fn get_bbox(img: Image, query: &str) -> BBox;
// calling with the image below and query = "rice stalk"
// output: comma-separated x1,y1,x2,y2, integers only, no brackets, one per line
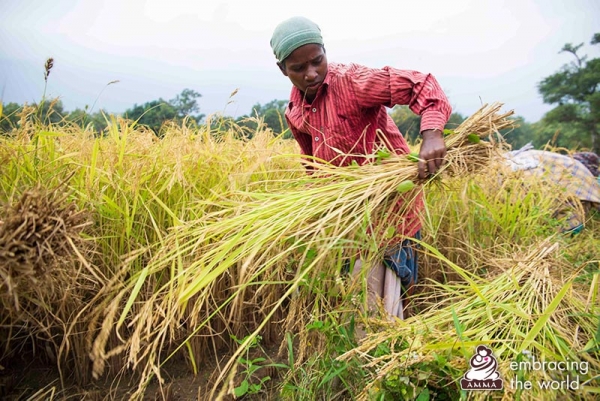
86,103,515,399
0,111,293,385
338,239,599,400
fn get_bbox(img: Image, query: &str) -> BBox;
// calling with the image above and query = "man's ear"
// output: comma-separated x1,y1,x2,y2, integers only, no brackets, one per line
277,62,288,77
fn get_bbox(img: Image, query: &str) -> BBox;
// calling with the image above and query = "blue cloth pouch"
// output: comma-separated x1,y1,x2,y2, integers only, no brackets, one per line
383,231,421,288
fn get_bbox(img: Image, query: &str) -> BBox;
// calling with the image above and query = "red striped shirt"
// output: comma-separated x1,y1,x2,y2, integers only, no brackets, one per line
285,62,452,237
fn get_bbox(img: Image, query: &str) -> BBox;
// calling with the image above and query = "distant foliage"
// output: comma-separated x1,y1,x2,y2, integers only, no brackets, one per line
0,102,22,133
537,33,600,153
64,108,109,132
499,116,535,150
1,89,205,137
0,100,69,134
389,105,420,143
236,99,290,138
389,105,466,144
124,88,205,136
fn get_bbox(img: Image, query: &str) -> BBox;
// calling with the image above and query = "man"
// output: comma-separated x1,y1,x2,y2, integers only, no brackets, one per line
270,16,452,318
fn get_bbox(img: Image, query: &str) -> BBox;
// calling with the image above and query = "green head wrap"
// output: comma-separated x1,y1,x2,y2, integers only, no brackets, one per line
270,16,324,63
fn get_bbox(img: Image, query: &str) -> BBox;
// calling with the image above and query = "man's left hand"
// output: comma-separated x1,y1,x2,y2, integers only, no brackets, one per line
418,129,446,179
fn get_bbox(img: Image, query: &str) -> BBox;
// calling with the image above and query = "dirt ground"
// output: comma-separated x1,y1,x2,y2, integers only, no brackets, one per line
0,347,285,401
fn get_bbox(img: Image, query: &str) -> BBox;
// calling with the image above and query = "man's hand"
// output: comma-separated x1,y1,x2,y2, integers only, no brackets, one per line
418,129,446,179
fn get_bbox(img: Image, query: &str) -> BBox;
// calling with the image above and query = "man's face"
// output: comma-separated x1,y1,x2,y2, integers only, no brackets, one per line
279,44,327,101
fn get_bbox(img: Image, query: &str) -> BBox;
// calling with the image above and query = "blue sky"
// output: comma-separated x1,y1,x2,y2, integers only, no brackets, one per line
1,0,599,122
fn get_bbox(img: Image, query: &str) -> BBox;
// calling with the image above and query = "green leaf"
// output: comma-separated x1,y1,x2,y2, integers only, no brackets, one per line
406,152,420,162
234,379,249,397
519,281,572,353
417,371,430,381
307,320,324,330
467,133,480,144
396,180,415,193
286,332,295,367
434,353,447,365
117,266,149,330
452,307,465,340
385,226,396,239
376,149,391,159
416,388,430,401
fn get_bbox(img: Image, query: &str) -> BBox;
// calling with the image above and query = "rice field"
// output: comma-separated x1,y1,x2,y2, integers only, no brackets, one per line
0,103,598,400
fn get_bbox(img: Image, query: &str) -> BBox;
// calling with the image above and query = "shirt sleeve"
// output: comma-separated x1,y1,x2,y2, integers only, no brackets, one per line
347,64,452,133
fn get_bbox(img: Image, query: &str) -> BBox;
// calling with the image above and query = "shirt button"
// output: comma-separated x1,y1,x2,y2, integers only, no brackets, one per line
315,137,320,141
312,108,317,113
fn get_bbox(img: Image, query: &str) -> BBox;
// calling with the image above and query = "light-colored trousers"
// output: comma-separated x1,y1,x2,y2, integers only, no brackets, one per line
352,259,404,320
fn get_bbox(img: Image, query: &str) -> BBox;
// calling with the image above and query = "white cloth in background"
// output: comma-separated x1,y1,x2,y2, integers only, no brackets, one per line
504,142,539,171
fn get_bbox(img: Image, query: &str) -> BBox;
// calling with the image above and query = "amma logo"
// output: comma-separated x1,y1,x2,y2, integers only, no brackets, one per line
460,345,503,391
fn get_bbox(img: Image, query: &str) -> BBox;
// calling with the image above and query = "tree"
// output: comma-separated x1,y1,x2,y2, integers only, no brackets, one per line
538,33,600,153
0,102,22,133
124,88,204,135
236,99,290,138
252,99,288,133
500,116,535,150
169,88,204,121
125,100,178,135
1,100,67,134
66,108,109,132
389,105,421,144
36,99,66,125
529,120,585,150
446,112,467,130
389,106,465,144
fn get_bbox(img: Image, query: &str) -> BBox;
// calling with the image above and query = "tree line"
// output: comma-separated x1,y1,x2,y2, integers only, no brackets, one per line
0,88,205,137
1,33,598,152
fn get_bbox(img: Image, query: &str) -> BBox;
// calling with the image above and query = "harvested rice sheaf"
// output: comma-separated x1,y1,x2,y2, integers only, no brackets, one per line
0,184,91,312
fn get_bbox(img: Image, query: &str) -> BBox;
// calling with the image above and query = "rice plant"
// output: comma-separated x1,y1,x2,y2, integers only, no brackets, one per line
1,99,597,401
82,103,517,399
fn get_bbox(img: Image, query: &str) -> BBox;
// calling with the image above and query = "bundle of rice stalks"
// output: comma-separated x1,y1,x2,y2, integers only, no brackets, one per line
87,103,515,399
0,181,101,382
338,240,599,400
0,182,92,312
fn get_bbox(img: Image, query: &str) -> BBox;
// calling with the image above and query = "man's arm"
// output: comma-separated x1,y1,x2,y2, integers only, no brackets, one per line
347,64,452,177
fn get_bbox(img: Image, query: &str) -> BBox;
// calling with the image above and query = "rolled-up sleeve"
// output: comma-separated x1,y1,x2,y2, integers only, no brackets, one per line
348,64,452,133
